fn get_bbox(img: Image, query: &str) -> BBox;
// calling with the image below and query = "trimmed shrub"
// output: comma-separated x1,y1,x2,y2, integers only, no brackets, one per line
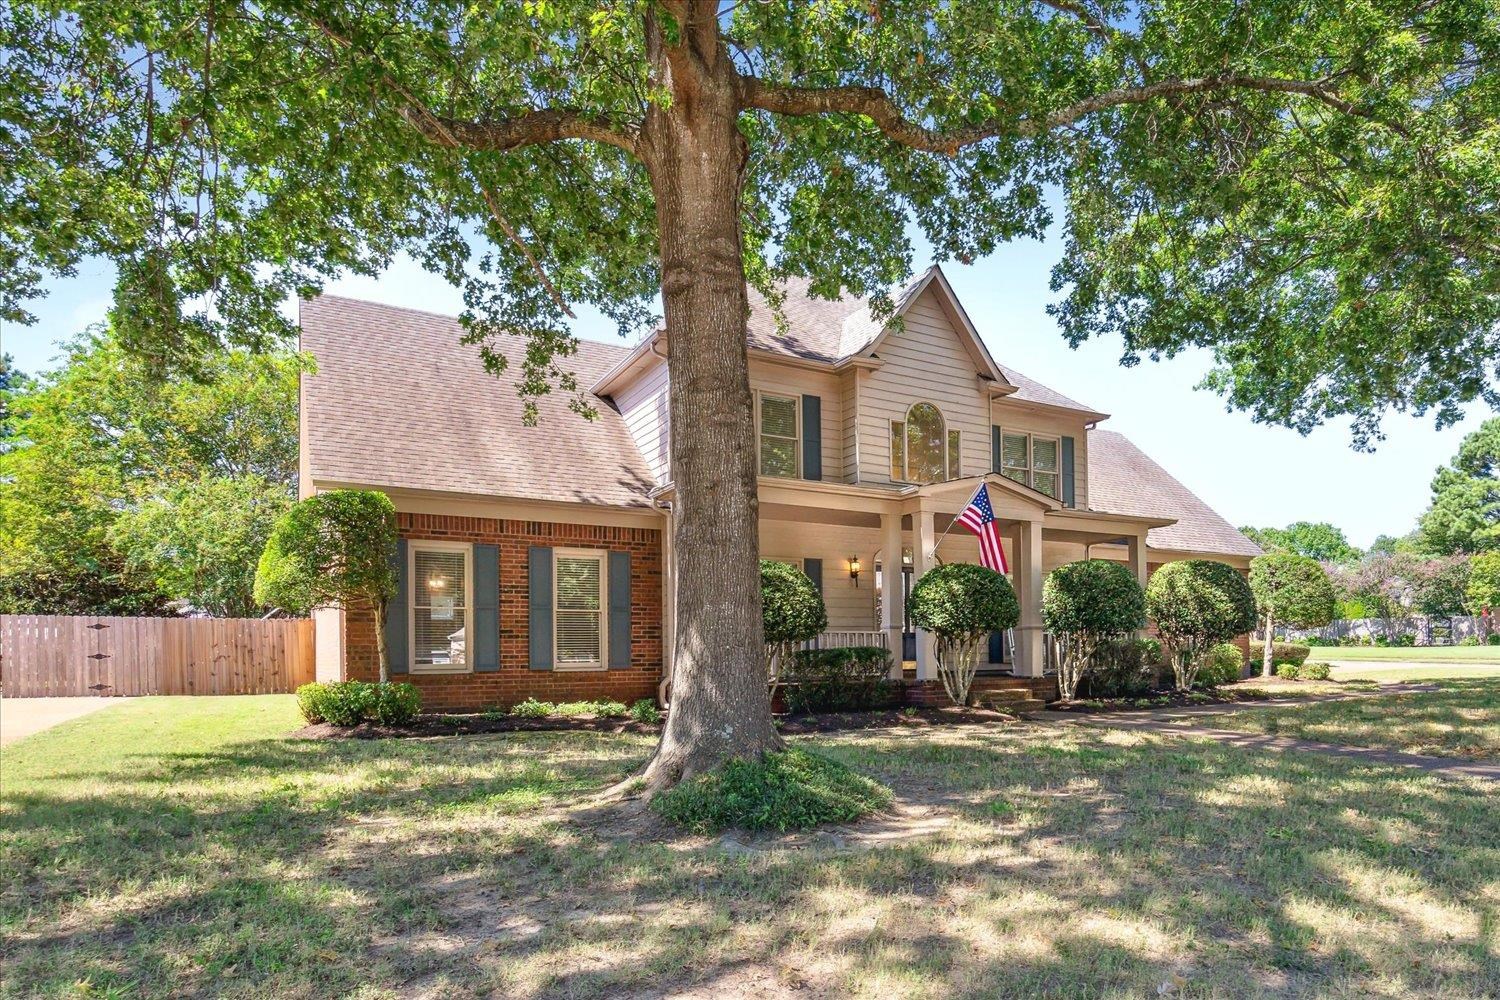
1305,637,1330,647
1394,633,1416,647
629,698,662,724
295,682,331,724
1458,636,1481,647
1248,553,1335,676
370,683,421,725
652,747,892,833
909,563,1020,705
1248,641,1311,667
1197,642,1246,688
1041,559,1147,701
555,699,628,718
1146,560,1258,691
784,645,897,713
1299,662,1332,681
509,697,554,718
1490,634,1500,646
1082,637,1155,698
1277,663,1300,680
761,560,828,685
320,680,376,726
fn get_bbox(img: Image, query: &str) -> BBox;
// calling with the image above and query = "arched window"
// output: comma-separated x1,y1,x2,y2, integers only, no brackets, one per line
890,403,960,483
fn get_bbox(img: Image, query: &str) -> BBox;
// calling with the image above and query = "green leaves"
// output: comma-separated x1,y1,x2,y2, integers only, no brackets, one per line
759,558,827,645
1147,559,1258,648
1249,553,1338,630
1420,418,1500,555
908,562,1020,639
253,490,398,616
1043,558,1147,637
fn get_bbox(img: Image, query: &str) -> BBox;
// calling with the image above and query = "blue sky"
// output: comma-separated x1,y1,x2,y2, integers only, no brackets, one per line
2,233,1490,550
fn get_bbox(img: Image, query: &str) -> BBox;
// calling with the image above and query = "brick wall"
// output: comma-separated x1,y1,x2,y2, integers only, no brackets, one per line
344,513,663,711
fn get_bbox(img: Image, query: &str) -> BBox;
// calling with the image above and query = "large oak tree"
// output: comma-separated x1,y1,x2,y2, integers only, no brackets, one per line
4,1,1495,785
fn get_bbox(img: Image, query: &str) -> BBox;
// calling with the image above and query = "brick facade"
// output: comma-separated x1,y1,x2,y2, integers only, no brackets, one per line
343,513,664,711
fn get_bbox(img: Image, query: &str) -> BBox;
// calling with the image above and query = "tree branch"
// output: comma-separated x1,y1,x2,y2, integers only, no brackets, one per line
400,107,640,156
740,72,1406,154
1033,0,1150,77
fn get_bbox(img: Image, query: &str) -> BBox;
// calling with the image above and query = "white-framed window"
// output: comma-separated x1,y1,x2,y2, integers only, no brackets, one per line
410,540,472,673
554,548,607,671
1000,431,1060,499
890,402,956,483
758,392,800,478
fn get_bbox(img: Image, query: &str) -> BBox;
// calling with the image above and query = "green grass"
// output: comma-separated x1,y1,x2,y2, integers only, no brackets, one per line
1310,645,1500,662
1211,678,1500,760
3,696,1497,998
652,746,891,832
1329,663,1500,683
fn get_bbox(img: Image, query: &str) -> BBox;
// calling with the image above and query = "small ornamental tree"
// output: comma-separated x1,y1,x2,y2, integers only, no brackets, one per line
760,560,827,687
1042,560,1147,702
908,563,1020,706
1249,554,1337,677
1468,552,1500,625
254,490,399,682
1146,560,1258,691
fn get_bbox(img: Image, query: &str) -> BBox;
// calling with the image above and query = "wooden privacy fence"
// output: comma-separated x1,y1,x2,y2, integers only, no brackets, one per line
0,615,315,697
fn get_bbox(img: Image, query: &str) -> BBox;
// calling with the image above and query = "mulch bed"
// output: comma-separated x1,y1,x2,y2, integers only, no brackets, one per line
292,705,1025,741
1045,688,1281,714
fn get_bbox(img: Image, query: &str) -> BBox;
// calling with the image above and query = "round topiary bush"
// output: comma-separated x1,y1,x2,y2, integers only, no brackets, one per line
760,559,828,685
1042,559,1147,701
1146,560,1258,691
908,562,1020,705
1299,661,1332,681
651,747,892,833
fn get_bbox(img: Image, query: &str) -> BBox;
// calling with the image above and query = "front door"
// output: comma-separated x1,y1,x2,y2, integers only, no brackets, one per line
901,566,916,661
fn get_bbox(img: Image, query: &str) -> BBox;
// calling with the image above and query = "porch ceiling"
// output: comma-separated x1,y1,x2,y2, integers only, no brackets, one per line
760,502,881,528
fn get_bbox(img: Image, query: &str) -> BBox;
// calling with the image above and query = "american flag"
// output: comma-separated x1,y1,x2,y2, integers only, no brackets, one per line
956,483,1009,574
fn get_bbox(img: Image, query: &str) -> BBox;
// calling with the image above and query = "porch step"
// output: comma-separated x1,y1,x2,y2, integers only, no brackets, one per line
975,689,1048,714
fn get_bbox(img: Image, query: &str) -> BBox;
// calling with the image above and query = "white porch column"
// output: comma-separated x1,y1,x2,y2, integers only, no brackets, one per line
1013,516,1046,677
914,505,938,681
1127,531,1149,589
880,508,905,680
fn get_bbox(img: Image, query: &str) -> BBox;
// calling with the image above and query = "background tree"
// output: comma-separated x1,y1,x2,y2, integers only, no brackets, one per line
1041,559,1146,701
0,327,300,614
908,563,1020,707
1239,522,1362,563
759,560,827,689
6,2,1495,785
1467,552,1500,618
1404,555,1472,618
1419,418,1500,556
1146,560,1258,691
1249,554,1336,676
254,490,399,681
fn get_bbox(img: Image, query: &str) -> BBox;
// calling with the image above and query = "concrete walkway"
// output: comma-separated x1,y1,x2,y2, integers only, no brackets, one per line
0,697,119,746
1044,696,1498,782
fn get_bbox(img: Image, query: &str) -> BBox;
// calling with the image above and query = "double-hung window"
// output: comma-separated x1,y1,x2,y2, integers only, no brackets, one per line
758,393,800,479
999,431,1060,499
555,549,607,670
411,541,472,672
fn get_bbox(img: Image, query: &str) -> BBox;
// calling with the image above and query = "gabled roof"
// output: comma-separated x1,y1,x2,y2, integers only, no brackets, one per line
1088,430,1261,558
300,295,656,509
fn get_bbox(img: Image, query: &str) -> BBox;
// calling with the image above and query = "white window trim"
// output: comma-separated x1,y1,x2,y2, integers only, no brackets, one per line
757,390,801,479
999,430,1062,499
553,547,609,672
408,539,474,675
892,402,952,484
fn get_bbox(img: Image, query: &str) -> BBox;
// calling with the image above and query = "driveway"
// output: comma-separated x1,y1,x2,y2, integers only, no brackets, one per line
0,696,119,746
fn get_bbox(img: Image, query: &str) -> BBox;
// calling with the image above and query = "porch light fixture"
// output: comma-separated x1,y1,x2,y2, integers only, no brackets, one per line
849,556,861,587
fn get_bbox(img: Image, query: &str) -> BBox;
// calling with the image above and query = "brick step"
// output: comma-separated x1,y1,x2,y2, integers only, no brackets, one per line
976,692,1048,714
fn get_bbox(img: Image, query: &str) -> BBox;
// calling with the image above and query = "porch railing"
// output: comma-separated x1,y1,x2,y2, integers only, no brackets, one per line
798,630,890,651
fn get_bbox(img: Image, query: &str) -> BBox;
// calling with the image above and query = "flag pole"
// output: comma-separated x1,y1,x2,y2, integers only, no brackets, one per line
928,481,986,566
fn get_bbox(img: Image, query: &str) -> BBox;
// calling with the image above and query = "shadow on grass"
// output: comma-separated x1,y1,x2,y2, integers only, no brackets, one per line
3,723,1497,998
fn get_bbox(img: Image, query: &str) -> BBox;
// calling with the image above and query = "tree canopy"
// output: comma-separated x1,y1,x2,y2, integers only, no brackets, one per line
1240,522,1362,563
1146,559,1258,690
1042,559,1146,700
1419,417,1500,555
3,1,1495,438
1249,552,1335,674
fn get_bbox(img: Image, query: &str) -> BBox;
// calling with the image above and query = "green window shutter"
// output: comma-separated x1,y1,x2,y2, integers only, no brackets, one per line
528,546,553,670
608,550,632,669
473,543,499,672
385,538,409,675
1061,436,1076,508
801,394,822,480
991,425,1002,474
803,557,823,594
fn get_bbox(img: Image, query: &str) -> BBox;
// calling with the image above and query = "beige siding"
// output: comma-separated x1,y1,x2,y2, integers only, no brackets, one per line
760,520,879,631
857,288,994,484
748,359,844,482
615,358,671,484
988,404,1092,509
840,369,861,482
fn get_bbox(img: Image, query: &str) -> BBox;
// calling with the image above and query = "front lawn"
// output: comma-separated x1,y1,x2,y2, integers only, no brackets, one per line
3,696,1496,998
1212,678,1500,760
1310,645,1500,663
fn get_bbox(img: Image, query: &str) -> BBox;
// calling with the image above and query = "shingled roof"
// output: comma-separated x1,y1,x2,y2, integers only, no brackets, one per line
1088,429,1261,558
300,296,656,509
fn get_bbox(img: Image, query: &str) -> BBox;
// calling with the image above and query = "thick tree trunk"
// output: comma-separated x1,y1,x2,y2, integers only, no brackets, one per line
1261,610,1275,677
637,5,782,789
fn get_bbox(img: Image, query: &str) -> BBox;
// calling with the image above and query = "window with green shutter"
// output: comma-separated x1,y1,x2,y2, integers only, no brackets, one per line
554,549,606,670
758,393,799,478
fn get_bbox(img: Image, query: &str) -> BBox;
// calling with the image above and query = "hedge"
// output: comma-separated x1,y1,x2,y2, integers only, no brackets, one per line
783,645,897,713
1248,641,1311,667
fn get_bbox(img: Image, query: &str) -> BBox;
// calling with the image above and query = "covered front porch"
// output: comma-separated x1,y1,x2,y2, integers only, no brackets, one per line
750,474,1174,686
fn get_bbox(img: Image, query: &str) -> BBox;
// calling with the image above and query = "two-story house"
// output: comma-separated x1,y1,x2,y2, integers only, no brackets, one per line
299,265,1258,710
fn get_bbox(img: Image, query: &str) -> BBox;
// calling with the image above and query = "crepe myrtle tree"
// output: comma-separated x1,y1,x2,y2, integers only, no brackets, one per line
909,563,1020,706
760,559,827,688
1146,560,1258,691
1042,559,1147,701
254,490,398,682
6,3,1496,789
1249,553,1337,677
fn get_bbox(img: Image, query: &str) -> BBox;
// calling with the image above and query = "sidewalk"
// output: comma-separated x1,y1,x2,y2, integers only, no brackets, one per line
0,696,119,746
